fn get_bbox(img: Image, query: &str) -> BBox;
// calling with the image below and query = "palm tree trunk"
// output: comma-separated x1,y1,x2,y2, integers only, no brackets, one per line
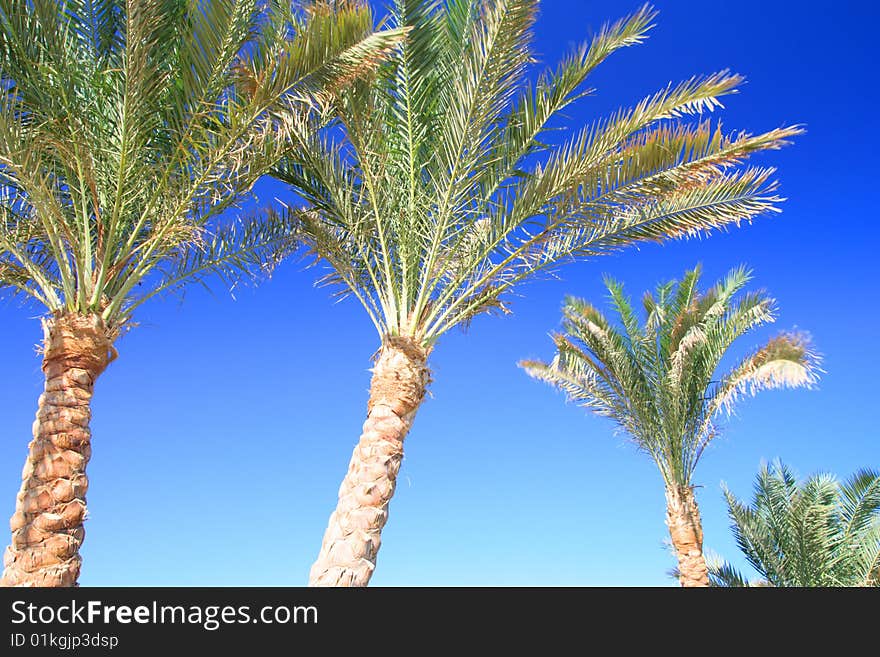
1,313,115,587
665,484,710,587
309,336,430,587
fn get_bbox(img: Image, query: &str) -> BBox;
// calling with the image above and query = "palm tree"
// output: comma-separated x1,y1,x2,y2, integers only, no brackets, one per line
709,462,880,587
0,0,404,587
273,0,803,586
521,267,820,586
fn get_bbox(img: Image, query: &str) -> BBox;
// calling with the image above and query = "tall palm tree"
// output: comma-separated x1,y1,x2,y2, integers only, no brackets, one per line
0,0,404,587
709,462,880,587
521,267,820,586
274,0,803,586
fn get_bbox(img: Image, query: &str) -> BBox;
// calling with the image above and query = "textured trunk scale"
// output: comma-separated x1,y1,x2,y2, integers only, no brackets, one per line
309,336,430,587
1,314,114,587
666,484,710,587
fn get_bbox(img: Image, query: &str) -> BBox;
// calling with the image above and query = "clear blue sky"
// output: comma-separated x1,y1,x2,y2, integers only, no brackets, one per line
1,0,877,586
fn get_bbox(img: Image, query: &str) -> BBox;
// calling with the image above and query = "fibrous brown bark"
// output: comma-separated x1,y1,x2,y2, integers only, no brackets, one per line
1,313,115,587
309,336,430,587
666,484,710,587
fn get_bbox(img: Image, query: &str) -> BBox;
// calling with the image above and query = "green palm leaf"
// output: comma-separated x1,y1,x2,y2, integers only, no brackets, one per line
713,463,880,587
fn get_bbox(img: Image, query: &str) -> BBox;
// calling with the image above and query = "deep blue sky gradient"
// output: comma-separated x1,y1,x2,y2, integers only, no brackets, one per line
1,0,877,585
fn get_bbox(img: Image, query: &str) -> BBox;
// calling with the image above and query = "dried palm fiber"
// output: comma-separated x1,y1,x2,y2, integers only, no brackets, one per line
1,314,115,587
310,336,431,586
666,484,710,587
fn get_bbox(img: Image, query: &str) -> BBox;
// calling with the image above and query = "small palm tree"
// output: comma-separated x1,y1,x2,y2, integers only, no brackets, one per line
0,0,404,587
274,0,803,586
521,266,820,586
710,462,880,587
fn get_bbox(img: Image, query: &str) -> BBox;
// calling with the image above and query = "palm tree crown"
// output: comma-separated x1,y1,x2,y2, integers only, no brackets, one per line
0,0,404,330
521,266,820,490
712,462,880,587
275,0,800,347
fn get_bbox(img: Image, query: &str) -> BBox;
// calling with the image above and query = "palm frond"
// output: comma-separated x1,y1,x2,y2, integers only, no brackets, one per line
707,559,754,587
716,463,880,587
708,332,821,417
131,205,300,316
